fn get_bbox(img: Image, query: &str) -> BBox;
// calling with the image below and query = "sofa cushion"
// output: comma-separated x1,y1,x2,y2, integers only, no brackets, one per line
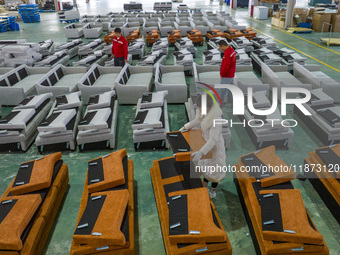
13,74,45,93
126,73,153,86
276,72,301,85
162,72,185,85
199,71,220,85
94,73,118,87
55,73,85,88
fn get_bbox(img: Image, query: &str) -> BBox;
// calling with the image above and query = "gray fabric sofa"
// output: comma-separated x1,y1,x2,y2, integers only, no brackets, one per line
35,64,87,97
155,64,188,103
114,64,153,104
83,23,103,38
77,63,122,103
64,23,84,38
0,65,50,106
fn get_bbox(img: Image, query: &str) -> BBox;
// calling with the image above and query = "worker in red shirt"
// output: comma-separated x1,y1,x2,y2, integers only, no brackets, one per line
218,40,236,105
111,27,128,67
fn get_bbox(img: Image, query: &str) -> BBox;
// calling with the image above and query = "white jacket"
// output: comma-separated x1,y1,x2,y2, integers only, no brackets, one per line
184,104,226,182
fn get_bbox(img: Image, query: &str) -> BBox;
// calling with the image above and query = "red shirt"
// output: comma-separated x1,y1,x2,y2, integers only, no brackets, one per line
220,46,236,78
111,36,128,60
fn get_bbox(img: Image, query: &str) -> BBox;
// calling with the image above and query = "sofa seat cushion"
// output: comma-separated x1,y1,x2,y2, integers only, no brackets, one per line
126,73,153,86
199,71,220,84
93,73,118,88
162,72,186,85
55,73,85,88
276,72,301,85
312,71,338,84
236,72,263,85
13,74,45,92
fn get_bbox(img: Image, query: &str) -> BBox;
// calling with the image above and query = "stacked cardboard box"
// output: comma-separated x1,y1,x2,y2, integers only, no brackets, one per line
271,9,286,28
294,8,308,23
312,13,331,32
330,13,340,32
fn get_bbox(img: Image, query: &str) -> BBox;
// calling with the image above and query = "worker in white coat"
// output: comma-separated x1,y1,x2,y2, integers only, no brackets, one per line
180,94,226,198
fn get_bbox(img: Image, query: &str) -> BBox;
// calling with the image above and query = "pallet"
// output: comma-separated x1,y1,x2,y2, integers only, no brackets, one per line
39,9,55,13
59,18,79,23
320,38,340,46
287,27,313,34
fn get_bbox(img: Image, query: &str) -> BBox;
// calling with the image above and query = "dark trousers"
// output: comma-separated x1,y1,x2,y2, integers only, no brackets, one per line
203,178,218,188
114,56,125,67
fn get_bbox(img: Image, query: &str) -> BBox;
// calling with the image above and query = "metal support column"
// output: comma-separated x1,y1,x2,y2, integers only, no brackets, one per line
285,0,296,29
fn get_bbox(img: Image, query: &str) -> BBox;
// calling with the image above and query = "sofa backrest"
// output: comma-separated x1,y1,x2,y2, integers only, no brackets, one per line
158,67,162,83
7,72,19,86
0,78,8,87
118,66,131,85
17,66,28,80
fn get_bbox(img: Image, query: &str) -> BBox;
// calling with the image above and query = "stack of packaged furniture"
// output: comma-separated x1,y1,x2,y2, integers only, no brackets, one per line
73,50,108,68
78,39,104,58
167,29,182,44
69,149,134,254
146,29,160,47
173,49,193,75
0,42,42,67
34,50,70,68
38,39,54,57
128,38,145,60
175,37,197,57
186,29,204,46
55,39,83,58
234,146,329,255
0,152,69,254
206,29,225,42
36,91,83,152
132,91,169,150
58,9,80,23
0,93,53,151
77,91,118,150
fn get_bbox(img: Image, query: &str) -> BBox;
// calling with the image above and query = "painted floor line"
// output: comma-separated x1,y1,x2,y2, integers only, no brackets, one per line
250,26,340,73
249,17,340,56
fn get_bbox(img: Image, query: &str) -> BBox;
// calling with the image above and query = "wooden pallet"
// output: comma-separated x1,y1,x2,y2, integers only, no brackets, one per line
287,27,313,33
320,38,340,46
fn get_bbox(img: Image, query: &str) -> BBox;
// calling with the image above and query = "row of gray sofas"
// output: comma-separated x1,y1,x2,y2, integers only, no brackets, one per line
64,23,103,39
0,63,189,106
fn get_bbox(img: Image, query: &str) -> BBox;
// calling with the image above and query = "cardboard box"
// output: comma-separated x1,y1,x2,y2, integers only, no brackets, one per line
275,9,286,18
294,8,308,23
330,13,340,32
308,7,315,17
268,8,274,18
271,17,285,28
312,13,331,32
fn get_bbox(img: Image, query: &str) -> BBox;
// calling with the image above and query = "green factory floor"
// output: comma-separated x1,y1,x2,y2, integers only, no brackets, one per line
0,0,340,254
